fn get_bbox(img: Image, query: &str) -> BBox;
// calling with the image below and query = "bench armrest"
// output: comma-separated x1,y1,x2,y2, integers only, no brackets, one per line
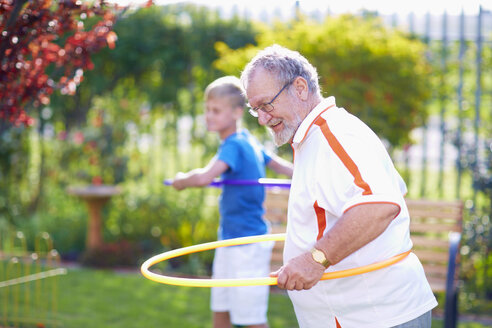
444,231,461,328
445,231,461,294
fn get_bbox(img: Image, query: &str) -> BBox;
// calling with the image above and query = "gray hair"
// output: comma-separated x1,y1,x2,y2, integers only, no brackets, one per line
241,44,321,97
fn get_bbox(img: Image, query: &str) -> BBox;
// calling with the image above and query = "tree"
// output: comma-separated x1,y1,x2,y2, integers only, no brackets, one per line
0,0,117,224
48,3,257,129
0,2,259,228
215,14,431,147
0,0,117,130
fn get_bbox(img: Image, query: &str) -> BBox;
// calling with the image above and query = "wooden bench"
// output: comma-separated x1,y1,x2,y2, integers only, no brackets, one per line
264,188,463,328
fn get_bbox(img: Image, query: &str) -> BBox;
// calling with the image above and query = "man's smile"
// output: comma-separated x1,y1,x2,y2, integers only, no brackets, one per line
269,120,283,131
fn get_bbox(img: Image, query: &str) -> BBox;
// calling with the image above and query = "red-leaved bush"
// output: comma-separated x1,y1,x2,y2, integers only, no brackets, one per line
0,0,117,126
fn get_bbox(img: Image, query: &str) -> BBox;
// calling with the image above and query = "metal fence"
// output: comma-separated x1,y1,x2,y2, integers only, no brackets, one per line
0,230,66,328
378,7,491,201
386,7,492,307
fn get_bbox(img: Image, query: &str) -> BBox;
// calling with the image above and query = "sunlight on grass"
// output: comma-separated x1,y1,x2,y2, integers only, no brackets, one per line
4,264,489,328
24,268,485,328
52,268,298,328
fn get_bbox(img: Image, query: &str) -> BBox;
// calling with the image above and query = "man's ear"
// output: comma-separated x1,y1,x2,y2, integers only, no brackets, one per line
292,76,309,101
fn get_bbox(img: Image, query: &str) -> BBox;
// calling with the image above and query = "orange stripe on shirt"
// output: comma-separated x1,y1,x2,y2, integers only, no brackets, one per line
314,117,373,195
290,143,296,163
297,104,335,144
313,200,326,241
335,317,342,328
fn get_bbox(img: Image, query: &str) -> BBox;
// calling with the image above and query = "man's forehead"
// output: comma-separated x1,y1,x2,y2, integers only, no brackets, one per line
246,70,277,102
247,67,275,86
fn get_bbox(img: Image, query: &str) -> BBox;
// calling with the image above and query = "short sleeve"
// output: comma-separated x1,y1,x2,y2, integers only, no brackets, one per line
217,139,240,172
262,148,272,165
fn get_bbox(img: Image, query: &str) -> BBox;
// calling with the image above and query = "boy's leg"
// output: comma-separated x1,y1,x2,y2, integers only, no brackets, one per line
213,311,232,328
246,324,268,328
213,314,270,328
211,248,232,328
228,241,273,327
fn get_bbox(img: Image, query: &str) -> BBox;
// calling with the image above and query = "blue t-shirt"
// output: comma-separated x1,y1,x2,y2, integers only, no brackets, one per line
216,129,272,239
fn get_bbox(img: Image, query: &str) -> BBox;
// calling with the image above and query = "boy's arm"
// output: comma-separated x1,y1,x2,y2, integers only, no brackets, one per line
171,158,229,190
267,154,293,177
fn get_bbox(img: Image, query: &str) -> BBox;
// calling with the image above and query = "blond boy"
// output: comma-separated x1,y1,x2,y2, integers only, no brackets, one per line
171,76,293,328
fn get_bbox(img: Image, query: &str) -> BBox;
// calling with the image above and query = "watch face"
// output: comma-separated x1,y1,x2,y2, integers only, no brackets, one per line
312,248,330,268
313,249,324,262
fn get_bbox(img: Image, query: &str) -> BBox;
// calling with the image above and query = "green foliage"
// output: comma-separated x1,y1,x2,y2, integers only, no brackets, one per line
15,104,220,269
0,125,36,225
14,185,87,257
0,3,258,267
56,111,129,186
460,205,492,312
215,14,431,147
48,3,258,128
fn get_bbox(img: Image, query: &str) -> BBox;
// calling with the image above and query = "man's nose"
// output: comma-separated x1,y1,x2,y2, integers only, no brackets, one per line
257,110,272,126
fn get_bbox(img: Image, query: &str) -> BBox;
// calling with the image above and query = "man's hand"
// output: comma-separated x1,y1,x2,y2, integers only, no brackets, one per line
271,252,326,290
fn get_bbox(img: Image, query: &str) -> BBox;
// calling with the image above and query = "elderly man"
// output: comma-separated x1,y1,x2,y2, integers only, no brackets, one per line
240,44,437,328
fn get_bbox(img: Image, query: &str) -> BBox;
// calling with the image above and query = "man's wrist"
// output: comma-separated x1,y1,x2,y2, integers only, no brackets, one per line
310,247,331,268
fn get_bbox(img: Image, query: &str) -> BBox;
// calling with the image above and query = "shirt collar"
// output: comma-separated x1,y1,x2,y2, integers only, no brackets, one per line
292,96,336,146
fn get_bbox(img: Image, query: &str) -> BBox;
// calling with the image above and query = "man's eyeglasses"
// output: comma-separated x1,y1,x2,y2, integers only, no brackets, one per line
248,82,291,117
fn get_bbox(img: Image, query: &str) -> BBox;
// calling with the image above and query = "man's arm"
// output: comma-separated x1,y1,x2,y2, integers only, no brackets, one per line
267,154,293,177
273,202,400,290
171,158,229,190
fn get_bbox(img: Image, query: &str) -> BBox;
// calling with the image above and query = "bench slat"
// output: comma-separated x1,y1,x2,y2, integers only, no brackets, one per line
408,210,462,221
410,222,461,233
427,278,446,292
411,236,449,249
421,262,449,274
406,199,463,208
411,249,449,264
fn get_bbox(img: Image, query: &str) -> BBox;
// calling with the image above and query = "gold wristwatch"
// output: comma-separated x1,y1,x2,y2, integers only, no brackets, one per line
311,247,331,268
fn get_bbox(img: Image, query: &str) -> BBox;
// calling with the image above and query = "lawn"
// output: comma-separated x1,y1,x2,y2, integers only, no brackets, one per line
2,266,490,328
43,267,299,328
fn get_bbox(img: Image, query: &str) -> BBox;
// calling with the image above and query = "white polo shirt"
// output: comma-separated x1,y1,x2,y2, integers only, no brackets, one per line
285,97,437,328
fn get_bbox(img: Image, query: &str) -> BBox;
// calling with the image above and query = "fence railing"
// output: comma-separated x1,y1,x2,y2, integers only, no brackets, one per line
383,6,492,307
0,230,66,328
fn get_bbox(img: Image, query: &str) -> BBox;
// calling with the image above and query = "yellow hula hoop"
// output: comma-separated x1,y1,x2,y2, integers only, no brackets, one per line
140,233,411,287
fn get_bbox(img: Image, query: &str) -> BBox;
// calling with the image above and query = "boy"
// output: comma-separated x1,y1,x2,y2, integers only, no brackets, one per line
171,76,293,328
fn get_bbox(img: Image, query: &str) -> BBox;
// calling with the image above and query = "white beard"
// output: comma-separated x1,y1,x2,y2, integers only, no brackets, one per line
269,110,303,146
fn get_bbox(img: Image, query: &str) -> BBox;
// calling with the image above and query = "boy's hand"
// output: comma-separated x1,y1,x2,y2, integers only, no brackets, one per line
171,172,188,190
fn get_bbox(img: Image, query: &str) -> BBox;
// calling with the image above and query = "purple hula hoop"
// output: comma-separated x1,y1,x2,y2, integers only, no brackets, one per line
164,178,291,188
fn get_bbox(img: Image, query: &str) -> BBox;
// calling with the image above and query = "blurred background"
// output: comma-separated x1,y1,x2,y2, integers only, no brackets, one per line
0,0,490,327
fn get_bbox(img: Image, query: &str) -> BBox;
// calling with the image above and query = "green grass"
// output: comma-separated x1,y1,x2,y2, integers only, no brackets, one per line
2,267,490,328
7,267,299,328
56,268,296,328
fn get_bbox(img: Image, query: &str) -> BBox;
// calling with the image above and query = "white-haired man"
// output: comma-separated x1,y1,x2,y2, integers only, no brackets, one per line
241,44,437,328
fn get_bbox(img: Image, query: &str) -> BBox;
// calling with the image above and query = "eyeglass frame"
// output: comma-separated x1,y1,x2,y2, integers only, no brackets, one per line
247,81,292,117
